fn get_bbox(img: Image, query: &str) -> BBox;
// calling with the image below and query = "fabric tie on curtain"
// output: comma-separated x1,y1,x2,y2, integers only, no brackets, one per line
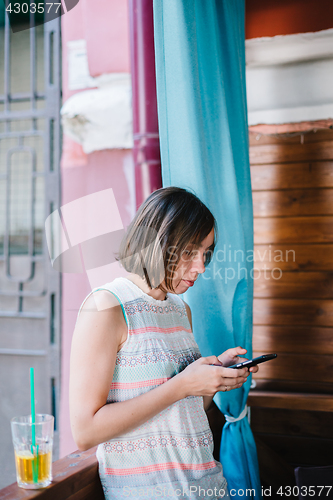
153,1,261,498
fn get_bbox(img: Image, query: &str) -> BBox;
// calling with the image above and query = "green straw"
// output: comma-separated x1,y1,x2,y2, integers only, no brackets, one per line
30,367,38,483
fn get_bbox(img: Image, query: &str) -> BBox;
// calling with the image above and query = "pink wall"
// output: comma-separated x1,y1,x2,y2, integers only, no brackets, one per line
82,0,130,77
60,0,133,457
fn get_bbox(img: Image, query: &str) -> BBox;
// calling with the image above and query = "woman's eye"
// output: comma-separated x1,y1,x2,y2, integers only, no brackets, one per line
204,250,213,265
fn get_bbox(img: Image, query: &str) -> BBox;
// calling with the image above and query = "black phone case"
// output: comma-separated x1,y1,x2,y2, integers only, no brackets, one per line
228,353,277,369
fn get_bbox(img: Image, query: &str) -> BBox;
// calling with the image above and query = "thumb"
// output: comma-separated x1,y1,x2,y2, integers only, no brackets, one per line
233,346,247,355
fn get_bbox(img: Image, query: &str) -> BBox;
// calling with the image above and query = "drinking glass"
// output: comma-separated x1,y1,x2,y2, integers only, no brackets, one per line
11,414,54,489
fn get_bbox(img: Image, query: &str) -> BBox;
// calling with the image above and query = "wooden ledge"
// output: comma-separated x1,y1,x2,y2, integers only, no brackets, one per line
248,391,333,412
0,447,104,500
249,119,333,136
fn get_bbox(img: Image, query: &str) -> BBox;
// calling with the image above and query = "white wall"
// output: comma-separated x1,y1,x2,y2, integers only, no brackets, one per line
246,28,333,125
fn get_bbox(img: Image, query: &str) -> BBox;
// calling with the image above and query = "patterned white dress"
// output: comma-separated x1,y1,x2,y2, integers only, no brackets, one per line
88,277,228,499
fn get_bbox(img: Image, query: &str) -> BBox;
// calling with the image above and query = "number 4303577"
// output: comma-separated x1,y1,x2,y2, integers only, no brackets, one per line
6,3,62,14
277,485,332,497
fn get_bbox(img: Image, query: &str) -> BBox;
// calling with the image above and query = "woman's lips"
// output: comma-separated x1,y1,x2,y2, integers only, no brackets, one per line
183,279,195,287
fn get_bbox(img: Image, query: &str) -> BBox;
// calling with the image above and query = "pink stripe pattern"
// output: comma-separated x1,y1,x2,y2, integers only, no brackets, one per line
130,325,192,335
88,278,227,499
105,461,217,476
110,377,170,389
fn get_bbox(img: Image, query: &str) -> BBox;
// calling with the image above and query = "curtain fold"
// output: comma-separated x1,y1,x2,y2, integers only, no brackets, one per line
153,1,261,498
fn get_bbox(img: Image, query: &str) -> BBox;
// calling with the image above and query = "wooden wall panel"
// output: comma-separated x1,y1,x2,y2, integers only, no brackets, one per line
249,129,333,146
253,244,333,271
253,298,333,326
251,162,333,190
254,217,333,244
248,391,333,412
250,141,333,164
253,325,333,355
252,379,333,394
254,435,333,467
251,352,333,383
253,189,333,217
254,271,333,299
248,128,333,470
251,407,333,439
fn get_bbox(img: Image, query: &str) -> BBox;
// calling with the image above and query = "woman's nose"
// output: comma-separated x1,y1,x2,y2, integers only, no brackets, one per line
192,252,206,274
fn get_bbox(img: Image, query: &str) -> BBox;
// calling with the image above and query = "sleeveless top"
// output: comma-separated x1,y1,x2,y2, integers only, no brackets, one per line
85,277,227,499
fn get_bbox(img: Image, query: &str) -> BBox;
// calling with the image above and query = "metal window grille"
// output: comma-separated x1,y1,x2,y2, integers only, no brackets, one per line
0,3,61,488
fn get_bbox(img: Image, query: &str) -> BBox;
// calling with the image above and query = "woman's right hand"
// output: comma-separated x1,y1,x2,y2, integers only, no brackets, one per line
178,355,249,397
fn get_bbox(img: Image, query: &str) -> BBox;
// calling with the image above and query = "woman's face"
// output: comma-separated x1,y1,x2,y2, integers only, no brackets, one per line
168,228,215,294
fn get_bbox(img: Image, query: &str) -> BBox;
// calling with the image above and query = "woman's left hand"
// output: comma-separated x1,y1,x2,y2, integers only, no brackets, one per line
217,346,259,375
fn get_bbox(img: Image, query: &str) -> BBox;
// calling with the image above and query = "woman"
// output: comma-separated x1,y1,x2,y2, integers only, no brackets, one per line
69,187,256,499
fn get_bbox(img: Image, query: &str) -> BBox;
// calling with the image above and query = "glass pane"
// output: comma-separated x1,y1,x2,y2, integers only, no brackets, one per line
0,179,5,255
7,105,32,132
37,98,45,110
10,28,30,94
23,133,44,171
0,102,4,134
10,100,30,111
0,2,5,27
34,175,45,255
0,25,4,96
36,117,45,132
9,102,31,135
0,136,17,174
8,150,33,256
36,24,44,93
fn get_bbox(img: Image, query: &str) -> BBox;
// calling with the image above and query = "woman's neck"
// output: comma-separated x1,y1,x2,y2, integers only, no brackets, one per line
126,274,167,301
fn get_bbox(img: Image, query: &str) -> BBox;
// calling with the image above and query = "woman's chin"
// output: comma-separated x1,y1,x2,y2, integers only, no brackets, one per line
173,280,191,294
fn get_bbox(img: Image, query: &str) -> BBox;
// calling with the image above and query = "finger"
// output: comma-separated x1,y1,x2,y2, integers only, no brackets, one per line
202,355,222,366
218,380,245,392
229,346,247,356
222,376,248,388
236,357,249,363
232,382,244,390
222,347,248,365
228,380,246,388
223,367,249,378
227,382,244,391
222,374,247,387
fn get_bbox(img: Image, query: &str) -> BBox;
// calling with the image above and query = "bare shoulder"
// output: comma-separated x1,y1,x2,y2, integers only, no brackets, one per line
70,289,127,441
182,300,193,330
73,289,127,348
79,289,123,315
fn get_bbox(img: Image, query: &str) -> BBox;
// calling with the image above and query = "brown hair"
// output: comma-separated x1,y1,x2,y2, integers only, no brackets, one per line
117,187,217,293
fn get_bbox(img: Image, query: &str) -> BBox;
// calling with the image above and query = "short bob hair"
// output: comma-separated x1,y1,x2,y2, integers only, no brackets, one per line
117,186,217,293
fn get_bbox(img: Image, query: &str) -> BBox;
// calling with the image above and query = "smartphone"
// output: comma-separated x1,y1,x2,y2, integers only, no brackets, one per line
227,353,277,369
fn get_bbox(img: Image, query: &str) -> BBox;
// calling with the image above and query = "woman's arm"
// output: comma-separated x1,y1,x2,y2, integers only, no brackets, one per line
183,301,214,411
70,291,248,451
183,302,254,410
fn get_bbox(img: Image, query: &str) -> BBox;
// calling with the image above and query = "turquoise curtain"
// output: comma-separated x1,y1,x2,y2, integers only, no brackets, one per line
153,1,261,498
